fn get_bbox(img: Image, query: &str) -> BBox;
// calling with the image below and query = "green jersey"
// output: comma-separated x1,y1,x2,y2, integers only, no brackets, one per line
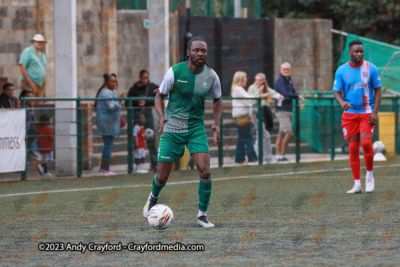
159,61,221,133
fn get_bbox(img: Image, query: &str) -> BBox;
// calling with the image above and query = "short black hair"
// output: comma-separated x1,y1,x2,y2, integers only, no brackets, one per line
139,69,149,77
2,83,14,90
187,36,207,51
19,88,33,100
349,40,363,49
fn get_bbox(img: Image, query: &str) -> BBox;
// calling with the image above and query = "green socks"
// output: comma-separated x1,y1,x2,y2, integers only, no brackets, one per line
198,176,212,212
151,175,166,198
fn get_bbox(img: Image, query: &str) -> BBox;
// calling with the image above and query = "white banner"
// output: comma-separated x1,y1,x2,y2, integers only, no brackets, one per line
0,109,26,173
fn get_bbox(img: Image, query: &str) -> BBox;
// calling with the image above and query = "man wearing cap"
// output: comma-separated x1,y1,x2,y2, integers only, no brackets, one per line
19,34,47,98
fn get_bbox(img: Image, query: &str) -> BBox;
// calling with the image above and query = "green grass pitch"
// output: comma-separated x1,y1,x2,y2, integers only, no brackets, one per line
0,157,399,266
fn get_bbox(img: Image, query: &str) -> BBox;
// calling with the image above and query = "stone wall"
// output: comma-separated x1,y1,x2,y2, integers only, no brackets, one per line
0,0,39,95
274,18,333,92
116,11,179,92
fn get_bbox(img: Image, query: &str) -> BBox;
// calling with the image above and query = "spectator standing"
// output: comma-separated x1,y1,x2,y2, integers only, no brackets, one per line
133,113,148,173
126,69,159,172
19,34,47,99
95,73,121,175
274,62,305,162
37,113,54,177
231,71,269,164
248,73,284,164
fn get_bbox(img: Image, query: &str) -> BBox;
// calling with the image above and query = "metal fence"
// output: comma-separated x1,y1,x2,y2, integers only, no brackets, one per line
18,95,399,180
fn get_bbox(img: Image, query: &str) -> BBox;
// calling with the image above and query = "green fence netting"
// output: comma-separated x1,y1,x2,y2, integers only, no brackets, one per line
338,33,400,93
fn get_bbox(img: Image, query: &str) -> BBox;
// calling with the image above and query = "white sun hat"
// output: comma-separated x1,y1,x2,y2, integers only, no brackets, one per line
31,34,47,43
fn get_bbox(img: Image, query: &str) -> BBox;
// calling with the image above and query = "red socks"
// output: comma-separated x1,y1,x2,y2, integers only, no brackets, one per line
348,141,360,180
361,137,374,171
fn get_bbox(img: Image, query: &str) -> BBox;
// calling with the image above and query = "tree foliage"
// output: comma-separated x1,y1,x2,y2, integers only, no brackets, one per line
261,0,400,46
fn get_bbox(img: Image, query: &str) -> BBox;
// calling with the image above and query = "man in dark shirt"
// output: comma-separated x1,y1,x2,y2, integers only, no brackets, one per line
274,62,304,162
126,69,159,172
0,83,19,108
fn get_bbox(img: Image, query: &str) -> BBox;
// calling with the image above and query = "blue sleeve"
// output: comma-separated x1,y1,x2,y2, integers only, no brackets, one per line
274,78,284,94
333,68,344,92
371,65,382,88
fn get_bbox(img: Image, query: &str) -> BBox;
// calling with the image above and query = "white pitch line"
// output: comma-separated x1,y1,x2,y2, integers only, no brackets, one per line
0,163,399,198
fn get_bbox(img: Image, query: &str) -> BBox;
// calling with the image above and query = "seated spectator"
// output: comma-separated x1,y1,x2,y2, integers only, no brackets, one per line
133,113,148,173
0,83,20,108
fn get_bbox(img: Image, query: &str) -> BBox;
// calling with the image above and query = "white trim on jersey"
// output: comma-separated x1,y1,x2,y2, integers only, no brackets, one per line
210,73,222,99
158,67,174,95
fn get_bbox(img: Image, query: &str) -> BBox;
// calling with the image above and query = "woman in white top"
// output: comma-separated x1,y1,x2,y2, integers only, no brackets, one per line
231,71,269,164
248,73,284,164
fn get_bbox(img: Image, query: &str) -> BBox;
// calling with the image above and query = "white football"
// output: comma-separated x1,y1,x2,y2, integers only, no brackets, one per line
373,141,385,153
147,204,174,230
145,128,154,141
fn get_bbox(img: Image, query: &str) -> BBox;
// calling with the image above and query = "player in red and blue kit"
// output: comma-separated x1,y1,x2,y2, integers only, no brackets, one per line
333,40,382,194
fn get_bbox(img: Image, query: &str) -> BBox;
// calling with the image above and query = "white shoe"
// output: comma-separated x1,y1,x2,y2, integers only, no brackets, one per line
137,169,148,173
264,158,277,164
347,184,362,194
143,192,158,218
366,178,375,193
197,216,215,228
43,172,52,177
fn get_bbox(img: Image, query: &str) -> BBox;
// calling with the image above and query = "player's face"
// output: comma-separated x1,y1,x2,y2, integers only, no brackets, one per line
188,41,207,69
139,72,149,86
349,44,363,65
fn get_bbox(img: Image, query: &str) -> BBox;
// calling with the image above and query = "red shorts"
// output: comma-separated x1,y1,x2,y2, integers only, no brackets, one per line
341,113,375,139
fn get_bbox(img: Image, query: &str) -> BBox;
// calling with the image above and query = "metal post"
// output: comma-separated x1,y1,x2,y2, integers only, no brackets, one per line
394,97,399,155
134,0,139,9
172,0,176,12
218,111,224,167
21,98,27,180
76,99,83,177
295,98,300,163
330,99,335,160
207,0,212,16
127,99,134,173
258,98,263,165
255,0,261,18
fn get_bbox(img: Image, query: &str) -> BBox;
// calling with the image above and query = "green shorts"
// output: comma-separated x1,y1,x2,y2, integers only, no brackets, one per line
157,128,210,162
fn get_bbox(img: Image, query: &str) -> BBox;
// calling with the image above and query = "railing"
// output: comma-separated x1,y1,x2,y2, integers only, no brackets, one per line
18,95,399,180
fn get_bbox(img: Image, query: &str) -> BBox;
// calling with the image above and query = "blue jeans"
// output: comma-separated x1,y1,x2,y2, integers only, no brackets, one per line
101,135,114,170
235,125,258,163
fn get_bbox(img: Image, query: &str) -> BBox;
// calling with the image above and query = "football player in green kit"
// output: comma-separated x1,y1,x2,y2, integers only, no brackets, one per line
143,37,222,227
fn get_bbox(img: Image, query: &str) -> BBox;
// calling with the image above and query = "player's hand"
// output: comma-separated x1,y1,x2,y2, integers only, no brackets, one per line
298,95,305,101
138,100,146,106
369,112,378,126
211,124,220,145
341,102,352,111
159,116,168,137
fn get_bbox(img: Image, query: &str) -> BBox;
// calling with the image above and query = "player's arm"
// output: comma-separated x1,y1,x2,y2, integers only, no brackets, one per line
212,97,222,145
333,69,351,111
155,92,168,136
334,91,351,111
369,87,382,126
156,68,174,137
210,75,222,145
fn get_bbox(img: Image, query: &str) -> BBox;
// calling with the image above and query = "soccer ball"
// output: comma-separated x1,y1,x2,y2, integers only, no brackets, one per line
373,141,385,153
145,128,154,141
147,204,174,230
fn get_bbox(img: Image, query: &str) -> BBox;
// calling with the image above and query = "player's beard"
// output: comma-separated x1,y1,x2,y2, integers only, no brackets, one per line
190,57,206,69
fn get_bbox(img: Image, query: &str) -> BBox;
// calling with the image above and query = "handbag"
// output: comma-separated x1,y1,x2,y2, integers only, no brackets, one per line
120,115,126,128
235,113,251,128
263,105,274,132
